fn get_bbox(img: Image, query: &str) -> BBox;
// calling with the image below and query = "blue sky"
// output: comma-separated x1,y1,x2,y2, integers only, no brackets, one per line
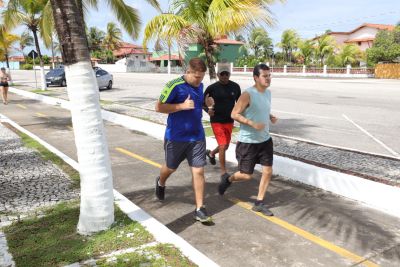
8,0,400,55
86,0,400,50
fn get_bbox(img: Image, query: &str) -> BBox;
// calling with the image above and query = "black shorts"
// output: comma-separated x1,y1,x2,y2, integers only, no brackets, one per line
164,140,206,169
236,138,273,174
0,82,8,87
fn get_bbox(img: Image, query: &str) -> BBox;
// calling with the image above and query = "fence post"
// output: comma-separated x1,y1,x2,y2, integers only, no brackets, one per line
284,65,287,73
230,62,233,73
215,63,219,74
323,65,327,76
266,62,270,67
244,65,247,73
302,65,306,74
346,64,351,76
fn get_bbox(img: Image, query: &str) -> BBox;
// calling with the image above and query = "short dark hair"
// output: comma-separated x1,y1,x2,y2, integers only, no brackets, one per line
0,67,5,70
188,58,207,72
253,64,270,77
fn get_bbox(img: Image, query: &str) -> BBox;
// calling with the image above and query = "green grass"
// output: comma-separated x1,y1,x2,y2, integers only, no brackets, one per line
204,126,239,137
18,131,80,187
100,99,115,105
31,89,53,94
95,244,196,267
3,202,154,267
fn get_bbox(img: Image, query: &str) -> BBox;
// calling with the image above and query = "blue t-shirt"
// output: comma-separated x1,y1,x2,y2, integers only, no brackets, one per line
159,76,205,142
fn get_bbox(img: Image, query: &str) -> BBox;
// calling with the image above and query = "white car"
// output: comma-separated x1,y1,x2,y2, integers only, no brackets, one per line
95,68,113,90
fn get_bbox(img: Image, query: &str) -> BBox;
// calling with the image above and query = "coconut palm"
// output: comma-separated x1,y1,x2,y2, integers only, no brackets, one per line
0,25,20,69
297,39,314,66
103,22,122,51
87,26,105,52
18,30,34,59
277,29,299,63
249,27,273,59
143,0,282,79
314,34,336,66
49,0,114,235
337,44,361,67
2,0,51,90
79,0,160,39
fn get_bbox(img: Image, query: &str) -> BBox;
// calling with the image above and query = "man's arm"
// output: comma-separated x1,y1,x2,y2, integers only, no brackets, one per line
231,92,265,130
155,95,194,114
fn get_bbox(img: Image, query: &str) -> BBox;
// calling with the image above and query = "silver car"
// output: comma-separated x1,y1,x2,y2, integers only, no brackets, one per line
95,68,113,90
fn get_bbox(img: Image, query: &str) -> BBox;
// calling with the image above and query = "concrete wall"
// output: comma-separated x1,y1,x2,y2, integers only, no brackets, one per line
375,63,400,79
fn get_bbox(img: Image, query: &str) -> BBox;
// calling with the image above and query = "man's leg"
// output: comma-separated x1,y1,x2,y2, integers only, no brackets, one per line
191,167,205,209
218,144,229,175
4,87,8,103
256,165,272,201
1,87,5,103
159,164,175,186
218,171,252,195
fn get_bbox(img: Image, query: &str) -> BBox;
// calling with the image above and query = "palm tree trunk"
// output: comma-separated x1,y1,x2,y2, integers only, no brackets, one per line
31,29,47,90
5,52,9,69
203,40,216,81
50,0,114,235
51,34,55,69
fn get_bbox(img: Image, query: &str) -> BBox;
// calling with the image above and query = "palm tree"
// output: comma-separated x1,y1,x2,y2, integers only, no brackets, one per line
337,44,361,67
0,25,20,69
87,26,105,52
249,27,273,59
18,30,34,61
3,0,51,90
78,0,160,39
103,22,122,51
49,0,114,235
297,39,314,66
314,34,336,66
143,0,282,79
277,29,299,63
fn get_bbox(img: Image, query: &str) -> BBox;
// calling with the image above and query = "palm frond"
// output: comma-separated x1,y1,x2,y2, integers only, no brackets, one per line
105,0,140,39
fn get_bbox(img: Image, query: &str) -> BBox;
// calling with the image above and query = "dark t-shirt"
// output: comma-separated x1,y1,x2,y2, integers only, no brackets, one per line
203,80,241,123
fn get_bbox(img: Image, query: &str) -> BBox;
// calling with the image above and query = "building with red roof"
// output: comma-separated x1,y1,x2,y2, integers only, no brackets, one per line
314,23,395,51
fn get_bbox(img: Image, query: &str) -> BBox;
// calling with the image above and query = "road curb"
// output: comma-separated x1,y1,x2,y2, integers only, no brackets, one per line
0,112,219,267
8,87,400,219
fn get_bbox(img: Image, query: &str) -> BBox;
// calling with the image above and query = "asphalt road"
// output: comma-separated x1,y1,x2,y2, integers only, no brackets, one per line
10,70,400,158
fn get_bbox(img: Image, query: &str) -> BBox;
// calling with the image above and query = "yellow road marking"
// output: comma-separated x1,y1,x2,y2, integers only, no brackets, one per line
115,147,379,267
17,104,27,109
229,197,378,267
35,112,47,118
116,147,162,169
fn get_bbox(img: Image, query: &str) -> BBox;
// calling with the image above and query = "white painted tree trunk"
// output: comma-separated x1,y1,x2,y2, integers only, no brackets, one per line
65,61,114,235
40,66,47,90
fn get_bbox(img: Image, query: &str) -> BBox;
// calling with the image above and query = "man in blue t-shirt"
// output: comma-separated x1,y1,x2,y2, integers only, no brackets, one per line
155,58,214,223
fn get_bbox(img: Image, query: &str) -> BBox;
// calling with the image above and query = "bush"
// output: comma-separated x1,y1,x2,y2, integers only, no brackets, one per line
21,64,33,70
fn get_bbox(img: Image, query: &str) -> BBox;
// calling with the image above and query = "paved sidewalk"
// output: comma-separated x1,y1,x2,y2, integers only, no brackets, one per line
0,123,79,223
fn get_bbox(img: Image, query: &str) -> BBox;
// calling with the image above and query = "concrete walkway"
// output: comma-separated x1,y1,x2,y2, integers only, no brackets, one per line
1,93,400,266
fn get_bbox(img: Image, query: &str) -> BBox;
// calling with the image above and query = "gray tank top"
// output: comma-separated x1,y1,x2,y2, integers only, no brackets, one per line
238,86,271,143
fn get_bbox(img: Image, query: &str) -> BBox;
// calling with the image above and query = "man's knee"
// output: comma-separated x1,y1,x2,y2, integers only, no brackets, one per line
218,144,229,151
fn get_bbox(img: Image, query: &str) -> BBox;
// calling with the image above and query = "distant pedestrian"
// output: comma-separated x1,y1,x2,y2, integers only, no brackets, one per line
218,64,278,216
203,63,241,181
0,67,11,105
155,58,214,223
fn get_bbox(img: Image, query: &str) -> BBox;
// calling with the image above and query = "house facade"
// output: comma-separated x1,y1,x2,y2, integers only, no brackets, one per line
318,23,395,51
184,37,245,64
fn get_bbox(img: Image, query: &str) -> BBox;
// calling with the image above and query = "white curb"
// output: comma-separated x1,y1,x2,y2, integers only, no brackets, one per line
0,112,219,267
8,87,400,219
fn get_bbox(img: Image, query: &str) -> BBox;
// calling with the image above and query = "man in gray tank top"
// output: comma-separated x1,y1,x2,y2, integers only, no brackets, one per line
217,64,278,216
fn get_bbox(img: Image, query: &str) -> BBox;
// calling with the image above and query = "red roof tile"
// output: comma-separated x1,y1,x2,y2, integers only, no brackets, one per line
150,54,180,61
214,38,245,45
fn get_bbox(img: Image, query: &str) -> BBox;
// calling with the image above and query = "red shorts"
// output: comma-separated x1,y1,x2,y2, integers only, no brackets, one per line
211,122,234,146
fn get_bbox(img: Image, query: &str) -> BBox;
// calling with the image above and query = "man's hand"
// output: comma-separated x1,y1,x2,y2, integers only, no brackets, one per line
208,108,215,117
250,121,265,131
181,94,195,110
270,114,278,124
205,94,214,108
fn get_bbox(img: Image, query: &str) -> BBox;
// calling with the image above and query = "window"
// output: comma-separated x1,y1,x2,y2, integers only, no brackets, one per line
358,42,362,46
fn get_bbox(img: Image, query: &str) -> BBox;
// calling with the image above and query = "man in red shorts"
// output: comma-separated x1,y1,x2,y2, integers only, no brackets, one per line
203,63,241,181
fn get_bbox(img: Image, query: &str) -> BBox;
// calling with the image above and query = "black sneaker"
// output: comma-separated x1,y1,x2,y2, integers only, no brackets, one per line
206,149,216,165
194,206,212,222
155,176,165,201
252,202,274,216
218,173,231,195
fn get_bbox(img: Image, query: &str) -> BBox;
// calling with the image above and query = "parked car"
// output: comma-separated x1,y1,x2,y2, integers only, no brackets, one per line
45,68,66,87
95,68,113,90
45,67,113,90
